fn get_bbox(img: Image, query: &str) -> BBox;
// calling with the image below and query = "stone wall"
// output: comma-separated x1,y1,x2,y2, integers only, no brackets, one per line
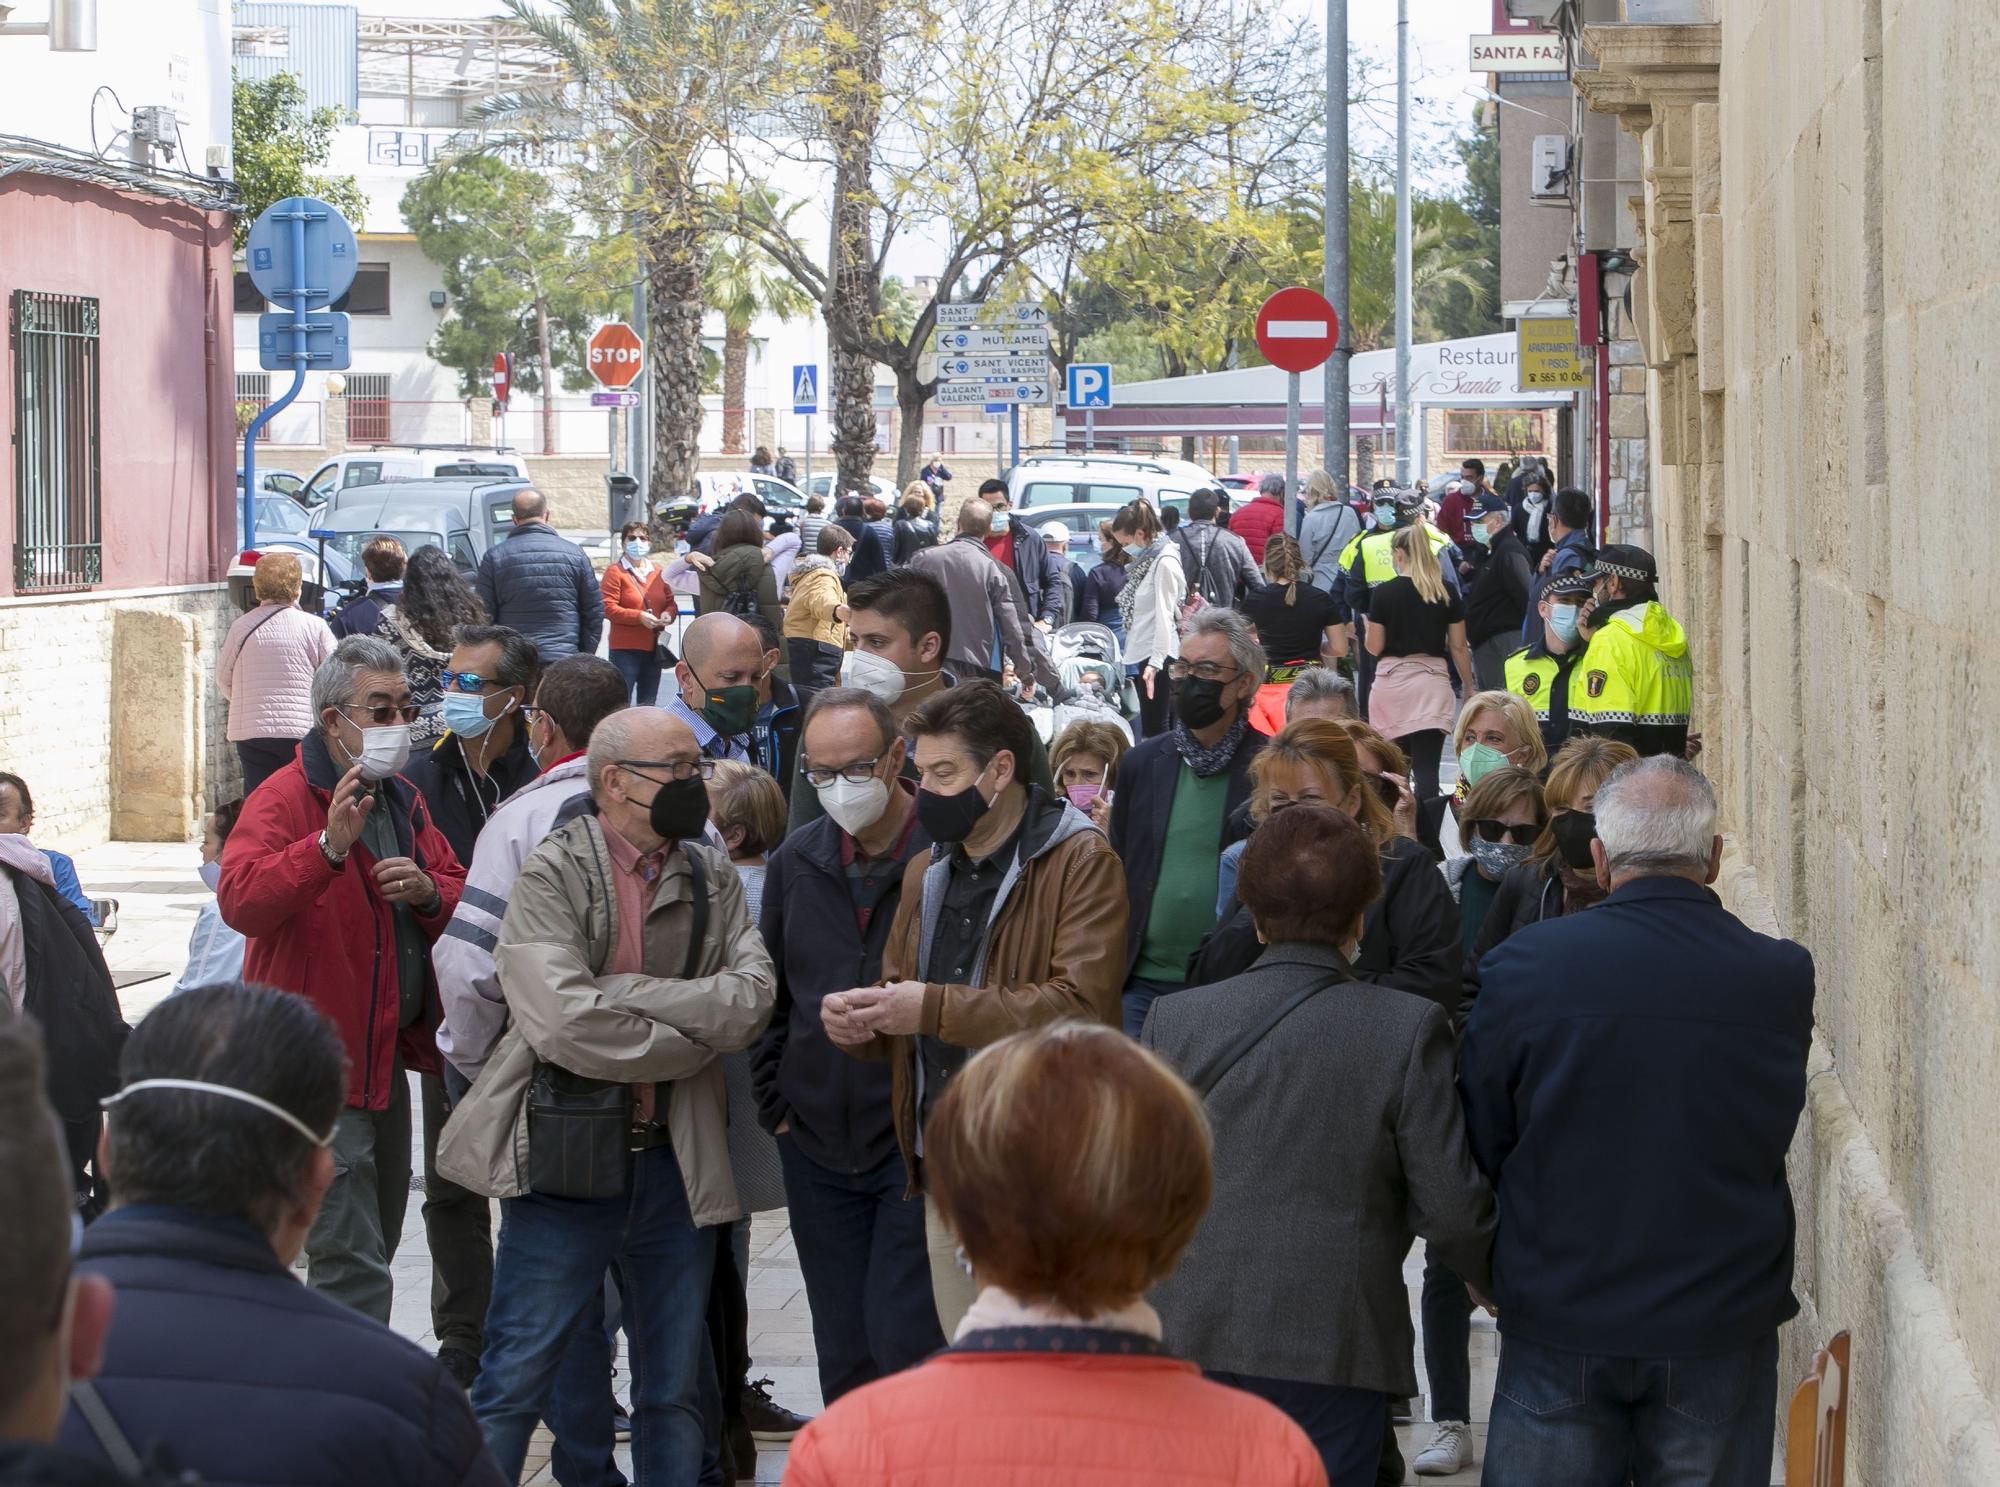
0,586,240,848
1586,11,2000,1482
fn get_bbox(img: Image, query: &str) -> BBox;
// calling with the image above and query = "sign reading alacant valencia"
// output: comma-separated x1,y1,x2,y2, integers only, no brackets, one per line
1469,33,1567,72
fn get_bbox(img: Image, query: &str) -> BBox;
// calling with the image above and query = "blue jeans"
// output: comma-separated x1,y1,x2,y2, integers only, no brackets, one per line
1121,977,1180,1038
777,1133,943,1404
473,1144,717,1485
610,646,663,705
1483,1332,1780,1487
1210,1372,1387,1487
544,1282,626,1487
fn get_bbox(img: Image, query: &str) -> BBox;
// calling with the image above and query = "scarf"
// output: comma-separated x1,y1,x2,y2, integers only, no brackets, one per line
1556,860,1608,913
1171,712,1248,778
954,1286,1164,1346
1116,537,1166,635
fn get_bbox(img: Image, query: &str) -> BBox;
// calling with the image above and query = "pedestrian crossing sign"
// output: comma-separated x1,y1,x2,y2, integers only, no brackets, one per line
792,365,819,416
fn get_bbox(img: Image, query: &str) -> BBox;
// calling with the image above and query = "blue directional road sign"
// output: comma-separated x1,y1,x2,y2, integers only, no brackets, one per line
245,197,358,308
1067,363,1114,409
792,364,819,416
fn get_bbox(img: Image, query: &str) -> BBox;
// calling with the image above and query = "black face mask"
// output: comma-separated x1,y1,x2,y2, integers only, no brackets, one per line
648,774,713,843
1175,676,1231,730
1550,809,1598,872
917,766,993,845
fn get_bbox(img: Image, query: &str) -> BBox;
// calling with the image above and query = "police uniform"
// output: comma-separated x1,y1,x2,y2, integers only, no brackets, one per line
1568,546,1693,759
1505,570,1592,755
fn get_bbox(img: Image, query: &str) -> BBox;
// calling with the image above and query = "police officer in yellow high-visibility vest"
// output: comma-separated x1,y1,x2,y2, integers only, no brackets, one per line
1568,544,1693,758
1336,487,1461,712
1504,569,1594,756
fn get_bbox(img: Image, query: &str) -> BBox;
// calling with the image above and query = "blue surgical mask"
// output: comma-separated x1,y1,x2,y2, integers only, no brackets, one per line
1468,521,1492,546
442,690,509,739
625,539,649,561
990,511,1011,534
1122,542,1147,559
1373,506,1396,529
1548,604,1581,645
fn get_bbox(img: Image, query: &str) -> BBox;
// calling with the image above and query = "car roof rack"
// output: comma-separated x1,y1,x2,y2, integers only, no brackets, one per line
364,443,523,455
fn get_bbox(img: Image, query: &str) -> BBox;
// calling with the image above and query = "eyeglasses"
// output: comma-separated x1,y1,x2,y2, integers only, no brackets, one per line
1166,660,1241,683
341,702,421,725
440,670,499,694
617,758,716,785
801,756,885,788
1468,819,1540,846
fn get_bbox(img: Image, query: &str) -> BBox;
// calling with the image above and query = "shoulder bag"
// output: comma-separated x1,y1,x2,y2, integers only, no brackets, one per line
1189,969,1346,1098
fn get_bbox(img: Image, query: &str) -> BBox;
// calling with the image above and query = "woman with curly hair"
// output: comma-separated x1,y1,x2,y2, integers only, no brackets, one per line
376,544,486,743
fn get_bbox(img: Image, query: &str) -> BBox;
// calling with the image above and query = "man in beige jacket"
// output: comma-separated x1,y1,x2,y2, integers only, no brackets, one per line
437,707,775,1485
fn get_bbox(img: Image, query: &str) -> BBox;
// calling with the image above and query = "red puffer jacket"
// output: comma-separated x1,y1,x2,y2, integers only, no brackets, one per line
1229,492,1287,563
783,1348,1325,1487
218,730,466,1111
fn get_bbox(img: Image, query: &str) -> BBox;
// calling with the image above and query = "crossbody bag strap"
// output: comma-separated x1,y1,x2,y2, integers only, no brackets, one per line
1190,970,1345,1097
677,842,709,979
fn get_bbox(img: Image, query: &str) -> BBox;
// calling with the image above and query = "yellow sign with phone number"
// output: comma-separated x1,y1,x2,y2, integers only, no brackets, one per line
1517,318,1592,391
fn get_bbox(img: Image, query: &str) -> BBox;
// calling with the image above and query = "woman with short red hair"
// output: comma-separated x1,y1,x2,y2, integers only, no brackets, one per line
782,1022,1325,1487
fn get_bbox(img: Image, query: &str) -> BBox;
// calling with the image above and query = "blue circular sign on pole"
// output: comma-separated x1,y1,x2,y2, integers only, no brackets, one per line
245,196,358,308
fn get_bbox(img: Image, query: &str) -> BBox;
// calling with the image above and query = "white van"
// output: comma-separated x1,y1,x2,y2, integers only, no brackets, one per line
296,446,526,507
1005,453,1218,512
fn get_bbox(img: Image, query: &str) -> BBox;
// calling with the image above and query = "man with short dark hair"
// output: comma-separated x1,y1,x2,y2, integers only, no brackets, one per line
59,985,507,1487
911,497,1032,682
1504,570,1593,755
1462,757,1812,1487
1435,459,1488,550
822,680,1126,1338
332,535,409,639
1174,488,1260,610
1522,485,1596,640
753,688,943,1403
474,488,605,663
978,480,1062,634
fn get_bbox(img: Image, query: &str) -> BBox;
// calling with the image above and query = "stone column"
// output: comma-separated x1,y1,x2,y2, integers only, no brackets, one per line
324,386,348,456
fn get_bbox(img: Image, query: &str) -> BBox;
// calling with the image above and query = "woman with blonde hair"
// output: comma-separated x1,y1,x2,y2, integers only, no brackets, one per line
784,1023,1326,1487
1413,689,1551,860
1236,533,1346,675
1336,717,1419,842
216,551,337,792
1050,718,1130,829
1363,524,1475,800
1195,719,1459,1014
1297,468,1363,594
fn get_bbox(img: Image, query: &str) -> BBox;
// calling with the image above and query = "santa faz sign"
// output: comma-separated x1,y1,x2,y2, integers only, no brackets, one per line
1468,33,1567,72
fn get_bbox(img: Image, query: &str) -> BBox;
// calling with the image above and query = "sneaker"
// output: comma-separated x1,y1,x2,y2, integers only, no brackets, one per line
436,1345,480,1393
1413,1420,1473,1476
741,1377,813,1442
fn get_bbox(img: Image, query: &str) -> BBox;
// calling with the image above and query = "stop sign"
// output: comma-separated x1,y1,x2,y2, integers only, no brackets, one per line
588,322,645,389
1254,287,1340,374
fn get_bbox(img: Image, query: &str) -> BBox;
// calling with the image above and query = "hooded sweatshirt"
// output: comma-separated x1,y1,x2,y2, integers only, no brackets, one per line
1571,600,1692,759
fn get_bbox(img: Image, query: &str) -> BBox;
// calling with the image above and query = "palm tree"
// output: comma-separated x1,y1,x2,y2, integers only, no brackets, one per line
705,196,812,455
1344,180,1493,351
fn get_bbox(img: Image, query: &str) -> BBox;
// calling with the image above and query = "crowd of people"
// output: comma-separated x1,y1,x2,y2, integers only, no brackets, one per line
0,459,1812,1487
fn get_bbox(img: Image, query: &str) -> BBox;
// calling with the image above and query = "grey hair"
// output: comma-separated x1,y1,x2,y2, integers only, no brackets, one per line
309,635,405,728
1180,605,1267,682
1257,473,1286,498
1593,755,1718,876
1285,666,1355,719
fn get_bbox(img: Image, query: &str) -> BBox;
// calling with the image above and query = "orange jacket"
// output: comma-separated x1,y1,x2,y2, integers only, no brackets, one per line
600,559,671,652
783,1349,1325,1487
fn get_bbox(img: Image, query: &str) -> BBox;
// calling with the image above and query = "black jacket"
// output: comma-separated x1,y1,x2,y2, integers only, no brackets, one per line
0,1443,134,1487
752,678,803,801
1459,876,1814,1358
1188,833,1462,1018
1075,561,1126,629
1464,530,1532,647
329,584,402,640
835,517,891,585
60,1206,506,1487
750,806,932,1173
1106,730,1264,982
10,863,124,1132
892,515,939,564
1456,859,1569,1025
399,728,540,866
1000,523,1061,628
473,523,605,663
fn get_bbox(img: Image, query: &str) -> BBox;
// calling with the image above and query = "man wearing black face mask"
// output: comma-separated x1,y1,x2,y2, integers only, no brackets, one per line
667,612,768,763
1107,608,1268,1037
439,706,776,1487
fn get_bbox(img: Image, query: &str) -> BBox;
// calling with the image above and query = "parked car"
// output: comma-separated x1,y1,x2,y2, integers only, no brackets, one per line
1012,501,1192,572
804,472,897,507
225,539,357,616
236,467,306,501
1005,453,1216,513
295,445,526,507
316,478,533,579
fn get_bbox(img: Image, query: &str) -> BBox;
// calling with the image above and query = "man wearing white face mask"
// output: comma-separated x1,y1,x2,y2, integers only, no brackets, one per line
751,688,944,1405
217,634,468,1323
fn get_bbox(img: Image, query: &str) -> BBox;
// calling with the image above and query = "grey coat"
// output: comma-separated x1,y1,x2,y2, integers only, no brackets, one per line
1143,941,1495,1396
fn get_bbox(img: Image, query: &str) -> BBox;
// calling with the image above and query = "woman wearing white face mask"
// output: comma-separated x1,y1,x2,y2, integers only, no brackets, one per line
602,521,674,703
173,799,247,996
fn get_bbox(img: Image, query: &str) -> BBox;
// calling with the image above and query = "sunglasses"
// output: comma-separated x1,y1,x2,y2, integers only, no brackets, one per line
1468,819,1540,846
440,670,500,694
341,702,421,725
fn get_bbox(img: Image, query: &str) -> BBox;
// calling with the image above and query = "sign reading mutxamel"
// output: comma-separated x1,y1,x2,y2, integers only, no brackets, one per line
1516,318,1590,391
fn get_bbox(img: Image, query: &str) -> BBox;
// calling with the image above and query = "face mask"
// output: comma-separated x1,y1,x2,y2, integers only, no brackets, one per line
625,539,649,561
441,691,511,740
348,722,412,782
1373,506,1396,529
1550,809,1598,872
1175,674,1232,730
646,773,712,842
840,648,912,705
689,666,759,738
990,511,1011,533
1468,837,1531,878
1527,487,1547,502
1122,542,1147,559
1547,604,1582,646
917,762,994,845
1457,742,1509,787
198,860,221,892
817,773,891,836
1064,782,1103,813
1468,522,1492,546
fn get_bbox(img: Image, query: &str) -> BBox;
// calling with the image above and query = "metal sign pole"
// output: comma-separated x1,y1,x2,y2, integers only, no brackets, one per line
1008,403,1020,468
1284,371,1301,534
1085,408,1094,453
804,415,813,491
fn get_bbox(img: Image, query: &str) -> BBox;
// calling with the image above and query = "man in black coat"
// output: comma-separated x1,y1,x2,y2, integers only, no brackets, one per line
1463,490,1533,691
751,689,943,1404
60,984,507,1487
473,489,604,663
1460,756,1813,1487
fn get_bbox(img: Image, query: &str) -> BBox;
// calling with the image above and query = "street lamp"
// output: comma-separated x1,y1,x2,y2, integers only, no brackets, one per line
1598,250,1638,308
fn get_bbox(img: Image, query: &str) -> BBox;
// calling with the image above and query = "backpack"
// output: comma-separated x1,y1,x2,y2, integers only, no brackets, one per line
720,584,762,618
1175,527,1231,614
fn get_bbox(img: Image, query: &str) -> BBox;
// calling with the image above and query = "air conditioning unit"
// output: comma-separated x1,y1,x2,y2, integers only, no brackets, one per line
1504,0,1566,20
1530,135,1571,201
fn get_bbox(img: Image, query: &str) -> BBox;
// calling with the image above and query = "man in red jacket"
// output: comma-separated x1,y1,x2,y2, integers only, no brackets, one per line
217,633,466,1322
1225,473,1287,563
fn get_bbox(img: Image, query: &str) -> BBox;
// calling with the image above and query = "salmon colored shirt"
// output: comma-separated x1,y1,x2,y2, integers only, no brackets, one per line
601,817,671,1122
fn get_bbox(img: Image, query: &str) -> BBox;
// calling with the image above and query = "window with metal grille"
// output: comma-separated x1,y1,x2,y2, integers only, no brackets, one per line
10,291,102,593
346,372,391,443
237,372,272,444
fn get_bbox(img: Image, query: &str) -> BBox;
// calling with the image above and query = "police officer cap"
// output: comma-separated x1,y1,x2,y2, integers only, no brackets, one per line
1543,570,1594,601
1472,490,1510,517
1590,543,1657,584
1392,487,1427,518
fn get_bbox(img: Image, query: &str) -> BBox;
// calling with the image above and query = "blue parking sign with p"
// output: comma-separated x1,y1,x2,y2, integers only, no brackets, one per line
1067,363,1113,409
792,364,819,416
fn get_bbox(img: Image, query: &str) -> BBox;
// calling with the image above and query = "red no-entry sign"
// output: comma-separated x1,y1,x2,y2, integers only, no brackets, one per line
1254,288,1340,374
588,322,645,389
491,352,512,405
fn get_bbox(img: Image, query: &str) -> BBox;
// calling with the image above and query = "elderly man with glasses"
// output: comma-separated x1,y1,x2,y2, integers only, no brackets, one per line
217,633,468,1322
